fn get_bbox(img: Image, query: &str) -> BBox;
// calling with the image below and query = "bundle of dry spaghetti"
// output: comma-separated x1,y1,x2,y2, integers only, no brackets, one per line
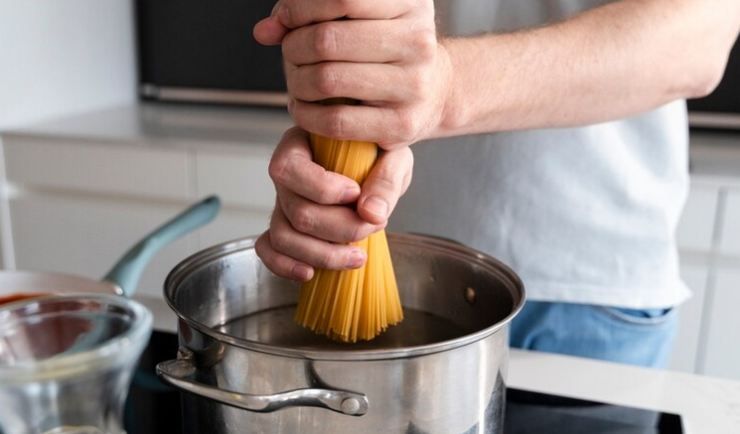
294,132,404,343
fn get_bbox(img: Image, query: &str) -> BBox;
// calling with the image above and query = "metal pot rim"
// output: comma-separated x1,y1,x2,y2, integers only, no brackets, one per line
164,233,526,361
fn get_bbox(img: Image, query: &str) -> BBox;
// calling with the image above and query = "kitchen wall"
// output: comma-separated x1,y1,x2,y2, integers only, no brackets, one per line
0,0,136,267
0,0,136,130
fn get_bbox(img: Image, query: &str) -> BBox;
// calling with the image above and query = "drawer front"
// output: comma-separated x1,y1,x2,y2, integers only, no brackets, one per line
671,260,709,373
676,184,719,252
719,189,740,256
10,193,199,298
3,137,190,200
198,209,271,249
195,150,274,210
701,268,740,381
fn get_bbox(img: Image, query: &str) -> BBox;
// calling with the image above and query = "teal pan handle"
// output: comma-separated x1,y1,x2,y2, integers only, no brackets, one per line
103,195,221,297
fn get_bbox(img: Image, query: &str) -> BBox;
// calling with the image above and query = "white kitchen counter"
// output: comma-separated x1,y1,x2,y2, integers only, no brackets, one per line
135,293,740,434
509,349,740,434
4,102,739,161
1,102,293,152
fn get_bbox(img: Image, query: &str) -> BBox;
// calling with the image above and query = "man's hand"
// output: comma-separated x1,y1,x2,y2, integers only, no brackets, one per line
255,128,413,281
252,1,435,280
254,0,453,150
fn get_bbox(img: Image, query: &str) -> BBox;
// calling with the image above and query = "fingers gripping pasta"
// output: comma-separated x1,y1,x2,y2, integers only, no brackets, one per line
294,134,404,343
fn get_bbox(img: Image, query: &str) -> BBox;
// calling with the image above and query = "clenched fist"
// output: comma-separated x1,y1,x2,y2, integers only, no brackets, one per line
254,0,452,149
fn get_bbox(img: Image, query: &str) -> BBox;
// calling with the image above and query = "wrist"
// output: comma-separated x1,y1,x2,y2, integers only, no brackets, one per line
431,37,468,140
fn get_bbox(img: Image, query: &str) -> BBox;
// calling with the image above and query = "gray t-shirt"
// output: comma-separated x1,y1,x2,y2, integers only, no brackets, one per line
389,0,691,308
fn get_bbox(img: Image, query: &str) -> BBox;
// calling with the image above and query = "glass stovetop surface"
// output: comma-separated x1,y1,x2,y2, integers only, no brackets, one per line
126,331,683,434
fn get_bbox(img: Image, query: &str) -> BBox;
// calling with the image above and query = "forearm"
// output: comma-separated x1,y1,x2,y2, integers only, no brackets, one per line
434,0,740,138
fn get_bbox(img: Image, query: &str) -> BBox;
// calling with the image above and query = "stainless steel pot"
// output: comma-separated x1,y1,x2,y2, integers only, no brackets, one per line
157,233,525,434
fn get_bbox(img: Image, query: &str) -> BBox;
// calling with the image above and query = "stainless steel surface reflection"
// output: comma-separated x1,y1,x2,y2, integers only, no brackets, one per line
158,233,525,434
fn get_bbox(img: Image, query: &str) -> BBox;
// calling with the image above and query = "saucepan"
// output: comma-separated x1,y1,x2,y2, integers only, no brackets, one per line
0,195,221,304
157,233,525,434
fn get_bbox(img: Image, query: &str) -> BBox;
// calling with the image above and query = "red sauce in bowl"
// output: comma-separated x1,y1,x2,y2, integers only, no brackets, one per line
0,292,47,306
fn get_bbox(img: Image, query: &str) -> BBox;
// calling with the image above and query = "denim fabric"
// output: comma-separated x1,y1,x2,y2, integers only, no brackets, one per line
510,300,679,368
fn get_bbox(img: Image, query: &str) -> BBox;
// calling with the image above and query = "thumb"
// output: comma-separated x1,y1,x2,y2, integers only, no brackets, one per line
357,147,414,225
253,2,289,46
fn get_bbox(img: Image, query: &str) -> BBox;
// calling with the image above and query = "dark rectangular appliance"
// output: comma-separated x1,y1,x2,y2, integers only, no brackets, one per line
136,0,288,106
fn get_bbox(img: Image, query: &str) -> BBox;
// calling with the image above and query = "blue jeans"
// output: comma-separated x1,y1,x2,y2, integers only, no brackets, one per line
510,301,679,368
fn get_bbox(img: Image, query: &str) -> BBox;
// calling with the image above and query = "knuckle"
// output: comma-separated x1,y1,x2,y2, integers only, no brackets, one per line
318,249,341,269
412,31,437,61
314,63,340,97
349,224,370,243
396,110,420,142
254,233,269,258
315,173,342,204
408,70,431,99
280,33,296,62
283,66,299,93
313,23,338,59
269,228,292,253
324,106,347,138
373,164,400,191
268,155,290,184
256,238,288,277
347,224,362,243
290,204,315,233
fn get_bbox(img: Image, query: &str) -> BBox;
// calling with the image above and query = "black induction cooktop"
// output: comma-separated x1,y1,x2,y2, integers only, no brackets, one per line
126,331,684,434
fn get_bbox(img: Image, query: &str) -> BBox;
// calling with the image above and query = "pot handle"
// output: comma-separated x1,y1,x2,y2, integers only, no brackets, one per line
103,196,221,297
156,358,369,416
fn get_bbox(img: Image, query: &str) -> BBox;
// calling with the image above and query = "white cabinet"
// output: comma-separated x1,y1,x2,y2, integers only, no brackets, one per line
673,180,740,380
701,268,740,380
673,183,718,373
9,192,198,298
4,137,191,200
2,135,199,297
195,150,274,210
676,184,719,252
719,189,740,256
0,116,279,297
671,262,709,373
194,148,275,248
199,209,271,248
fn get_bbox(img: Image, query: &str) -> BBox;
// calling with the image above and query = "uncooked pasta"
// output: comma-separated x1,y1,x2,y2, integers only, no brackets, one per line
294,133,404,343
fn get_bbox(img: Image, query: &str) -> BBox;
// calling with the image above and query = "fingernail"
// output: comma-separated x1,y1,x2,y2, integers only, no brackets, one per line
292,264,313,281
348,249,366,268
363,196,388,219
340,186,360,203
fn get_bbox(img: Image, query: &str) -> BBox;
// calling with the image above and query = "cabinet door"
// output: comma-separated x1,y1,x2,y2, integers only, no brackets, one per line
195,150,274,210
701,268,740,381
9,193,199,298
3,137,191,200
676,184,718,252
198,209,271,249
670,261,709,373
719,189,740,256
194,149,274,249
